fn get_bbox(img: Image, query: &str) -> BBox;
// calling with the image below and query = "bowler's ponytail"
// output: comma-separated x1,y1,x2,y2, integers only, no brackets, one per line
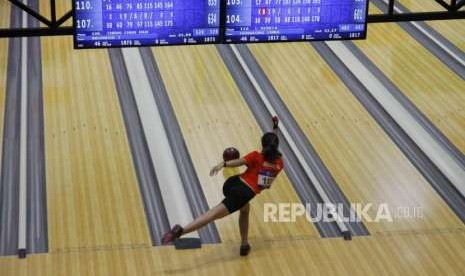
261,132,281,162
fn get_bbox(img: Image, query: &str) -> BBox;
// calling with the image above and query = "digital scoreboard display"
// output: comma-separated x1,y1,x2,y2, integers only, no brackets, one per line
224,0,368,43
73,0,369,49
74,0,221,48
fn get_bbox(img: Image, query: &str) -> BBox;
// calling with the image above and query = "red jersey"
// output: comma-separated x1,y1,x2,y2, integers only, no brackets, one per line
240,151,284,194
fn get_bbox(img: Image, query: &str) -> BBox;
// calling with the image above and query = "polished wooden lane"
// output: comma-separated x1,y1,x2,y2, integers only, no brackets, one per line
356,5,465,154
152,45,318,243
1,230,465,275
0,1,10,162
41,36,151,251
0,1,10,29
39,0,72,27
249,42,464,234
398,0,465,52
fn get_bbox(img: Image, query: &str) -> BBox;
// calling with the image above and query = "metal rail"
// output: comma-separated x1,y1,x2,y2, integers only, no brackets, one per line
0,0,464,38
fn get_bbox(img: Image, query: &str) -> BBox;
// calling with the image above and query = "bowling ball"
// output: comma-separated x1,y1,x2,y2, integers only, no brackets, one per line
223,147,240,162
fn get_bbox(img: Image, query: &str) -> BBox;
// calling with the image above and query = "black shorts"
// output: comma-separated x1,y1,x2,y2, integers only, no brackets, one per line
221,175,255,214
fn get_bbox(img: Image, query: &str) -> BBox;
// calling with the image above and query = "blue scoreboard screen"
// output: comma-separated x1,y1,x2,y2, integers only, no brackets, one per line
225,0,368,43
74,0,221,48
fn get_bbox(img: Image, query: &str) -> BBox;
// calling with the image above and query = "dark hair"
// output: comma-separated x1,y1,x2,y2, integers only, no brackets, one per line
261,132,281,162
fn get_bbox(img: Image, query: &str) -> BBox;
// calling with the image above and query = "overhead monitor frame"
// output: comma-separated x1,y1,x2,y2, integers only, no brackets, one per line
73,0,223,49
223,0,371,44
73,0,370,49
1,0,464,39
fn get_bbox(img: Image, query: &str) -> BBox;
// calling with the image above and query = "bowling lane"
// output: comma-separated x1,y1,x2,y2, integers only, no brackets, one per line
355,5,465,154
0,1,10,160
398,0,465,51
152,45,318,243
41,36,151,250
0,1,10,29
248,42,463,234
39,0,72,27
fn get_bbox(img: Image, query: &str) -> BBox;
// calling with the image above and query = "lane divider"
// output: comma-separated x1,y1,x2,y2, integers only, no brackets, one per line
139,48,220,243
108,49,170,245
121,48,199,240
18,0,28,258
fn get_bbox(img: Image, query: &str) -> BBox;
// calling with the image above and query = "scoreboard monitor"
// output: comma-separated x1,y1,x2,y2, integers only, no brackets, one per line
224,0,369,43
74,0,221,48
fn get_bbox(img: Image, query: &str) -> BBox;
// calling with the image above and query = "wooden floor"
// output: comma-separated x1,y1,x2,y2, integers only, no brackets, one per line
41,36,151,251
1,1,465,275
39,0,72,27
399,0,465,51
0,1,9,159
355,5,465,154
152,46,318,243
1,230,465,275
249,42,463,234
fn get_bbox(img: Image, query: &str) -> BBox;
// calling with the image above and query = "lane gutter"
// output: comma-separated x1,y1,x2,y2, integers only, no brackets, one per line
26,0,48,255
0,4,22,257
